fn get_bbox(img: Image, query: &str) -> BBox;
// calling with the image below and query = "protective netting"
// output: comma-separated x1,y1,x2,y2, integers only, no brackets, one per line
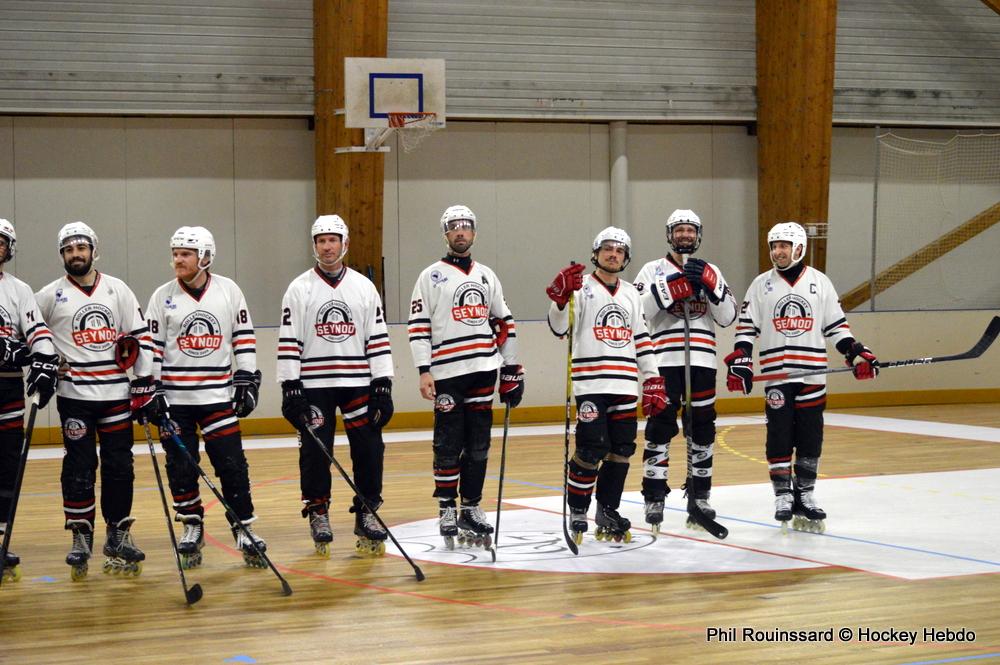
870,132,1000,311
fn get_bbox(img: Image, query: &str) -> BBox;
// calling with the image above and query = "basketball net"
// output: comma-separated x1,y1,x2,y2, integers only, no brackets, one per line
387,112,439,153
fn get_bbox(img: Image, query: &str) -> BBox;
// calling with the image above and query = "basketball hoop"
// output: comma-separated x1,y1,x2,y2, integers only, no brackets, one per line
387,112,440,153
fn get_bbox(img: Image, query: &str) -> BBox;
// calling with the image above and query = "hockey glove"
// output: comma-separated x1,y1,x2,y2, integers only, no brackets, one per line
281,380,312,429
26,353,59,408
0,336,30,367
368,377,394,429
641,376,668,418
845,341,879,380
499,364,525,408
114,334,140,371
652,273,692,310
724,348,754,395
545,262,585,307
130,376,168,425
490,316,510,348
683,258,722,304
233,369,262,418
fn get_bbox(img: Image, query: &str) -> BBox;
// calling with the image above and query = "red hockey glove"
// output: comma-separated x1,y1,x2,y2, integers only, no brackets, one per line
115,334,140,371
683,258,721,304
490,316,510,348
724,349,754,394
845,341,879,380
642,376,667,417
665,272,694,303
499,364,525,408
130,376,168,425
545,262,585,307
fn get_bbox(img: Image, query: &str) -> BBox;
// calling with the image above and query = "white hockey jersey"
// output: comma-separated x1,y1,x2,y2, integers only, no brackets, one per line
277,266,393,388
547,272,658,397
408,260,518,381
0,272,56,376
735,266,853,387
35,273,152,401
146,273,256,406
634,255,737,369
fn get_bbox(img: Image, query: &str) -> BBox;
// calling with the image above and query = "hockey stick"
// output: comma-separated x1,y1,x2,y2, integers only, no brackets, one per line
681,294,727,540
561,293,580,555
0,395,39,589
160,421,293,596
299,423,425,582
142,424,202,605
752,315,1000,383
490,403,511,563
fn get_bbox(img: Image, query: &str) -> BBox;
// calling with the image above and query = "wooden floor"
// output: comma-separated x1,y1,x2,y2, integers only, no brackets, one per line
3,403,999,664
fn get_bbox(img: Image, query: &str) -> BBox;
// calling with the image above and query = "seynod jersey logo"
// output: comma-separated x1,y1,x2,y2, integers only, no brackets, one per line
667,299,707,320
592,304,632,348
772,294,814,338
451,282,489,326
766,389,786,410
71,303,117,351
177,310,223,357
435,393,456,413
314,300,356,343
0,305,14,338
305,405,325,429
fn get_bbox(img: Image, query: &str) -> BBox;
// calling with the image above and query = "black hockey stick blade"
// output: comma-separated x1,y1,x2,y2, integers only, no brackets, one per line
754,315,1000,383
186,583,204,605
300,422,425,582
687,506,729,540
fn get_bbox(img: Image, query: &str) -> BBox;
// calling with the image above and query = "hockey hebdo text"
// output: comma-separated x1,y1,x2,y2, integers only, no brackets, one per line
705,626,976,645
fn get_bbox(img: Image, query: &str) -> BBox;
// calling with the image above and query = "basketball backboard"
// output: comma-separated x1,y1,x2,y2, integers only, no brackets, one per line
344,57,445,127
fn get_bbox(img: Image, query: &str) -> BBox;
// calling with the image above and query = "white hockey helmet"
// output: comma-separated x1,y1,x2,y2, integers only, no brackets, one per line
767,222,808,269
58,221,99,258
591,226,631,271
665,209,702,254
440,205,476,234
0,218,15,262
170,226,215,269
311,214,349,265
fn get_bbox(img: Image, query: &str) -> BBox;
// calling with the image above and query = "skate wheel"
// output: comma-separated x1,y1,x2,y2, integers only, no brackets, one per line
129,562,143,577
622,531,632,544
780,520,789,535
376,541,386,556
70,564,88,581
314,542,330,557
650,523,661,535
180,552,203,569
2,565,22,583
444,535,455,551
482,534,493,550
572,531,583,545
612,533,623,543
102,559,115,575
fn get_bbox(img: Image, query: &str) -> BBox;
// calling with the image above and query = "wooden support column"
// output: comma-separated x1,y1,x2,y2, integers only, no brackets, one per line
755,0,837,273
314,0,388,288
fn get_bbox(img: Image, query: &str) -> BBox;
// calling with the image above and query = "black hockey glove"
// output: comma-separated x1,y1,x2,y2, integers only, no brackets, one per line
130,376,168,425
26,353,60,408
368,377,394,429
683,258,722,304
233,369,262,418
0,336,30,367
281,380,312,429
498,364,525,408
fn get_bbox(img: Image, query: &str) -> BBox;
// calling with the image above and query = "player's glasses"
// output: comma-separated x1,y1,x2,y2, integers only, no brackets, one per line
445,219,474,232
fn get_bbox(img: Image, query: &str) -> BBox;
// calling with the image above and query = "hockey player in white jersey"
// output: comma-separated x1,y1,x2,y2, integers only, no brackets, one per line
35,222,152,579
725,222,879,532
633,210,737,532
140,226,267,568
278,215,394,557
547,227,664,544
0,218,59,582
408,205,524,550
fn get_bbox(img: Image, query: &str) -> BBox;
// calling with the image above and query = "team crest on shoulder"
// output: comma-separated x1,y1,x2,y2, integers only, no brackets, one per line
592,303,632,348
315,300,356,342
177,310,223,357
772,294,814,337
578,401,599,423
71,304,117,351
451,282,489,326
